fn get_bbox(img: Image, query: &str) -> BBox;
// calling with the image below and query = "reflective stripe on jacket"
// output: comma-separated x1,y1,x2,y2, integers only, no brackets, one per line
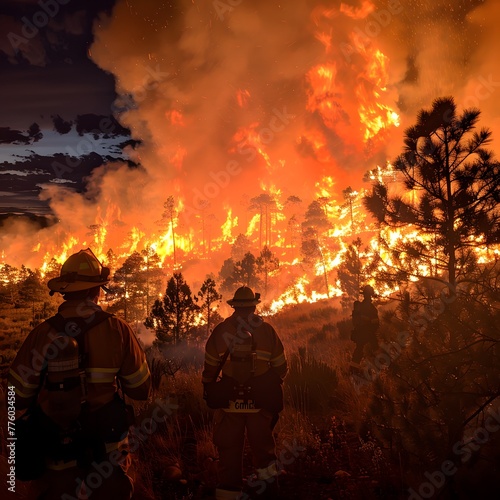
8,299,151,411
202,312,288,384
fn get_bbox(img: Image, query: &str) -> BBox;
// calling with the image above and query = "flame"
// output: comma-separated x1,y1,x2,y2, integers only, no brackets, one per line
168,110,185,126
339,0,375,19
306,63,340,130
236,89,251,108
5,2,500,319
221,208,237,241
357,49,400,141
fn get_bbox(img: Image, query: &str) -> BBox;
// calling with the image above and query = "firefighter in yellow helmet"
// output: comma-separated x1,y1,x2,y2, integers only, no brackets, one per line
202,286,288,500
8,249,151,499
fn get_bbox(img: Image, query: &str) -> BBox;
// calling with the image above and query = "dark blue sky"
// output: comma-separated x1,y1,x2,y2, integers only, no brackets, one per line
0,0,135,215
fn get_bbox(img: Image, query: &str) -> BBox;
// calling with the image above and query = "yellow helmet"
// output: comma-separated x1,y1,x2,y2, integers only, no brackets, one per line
47,248,110,294
227,286,261,307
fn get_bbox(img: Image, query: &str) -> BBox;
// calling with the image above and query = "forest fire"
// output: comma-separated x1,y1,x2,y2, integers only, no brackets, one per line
1,0,499,316
4,2,500,498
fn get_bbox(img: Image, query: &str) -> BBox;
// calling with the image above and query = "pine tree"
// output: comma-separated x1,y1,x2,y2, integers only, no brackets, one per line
256,246,279,297
364,96,500,288
336,238,363,310
362,97,500,480
145,273,199,345
140,246,164,317
109,252,146,322
234,252,260,289
196,277,222,336
301,200,331,296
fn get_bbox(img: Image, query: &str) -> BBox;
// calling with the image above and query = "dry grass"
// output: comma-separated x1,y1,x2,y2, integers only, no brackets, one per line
0,298,402,499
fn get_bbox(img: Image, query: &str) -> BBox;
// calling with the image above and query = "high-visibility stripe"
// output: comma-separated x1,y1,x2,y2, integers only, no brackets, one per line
256,461,279,480
105,435,129,453
121,362,150,389
122,370,150,389
48,359,78,372
205,351,220,365
270,353,286,367
87,367,120,373
204,356,220,367
11,385,37,399
255,350,271,361
86,369,117,384
8,368,39,389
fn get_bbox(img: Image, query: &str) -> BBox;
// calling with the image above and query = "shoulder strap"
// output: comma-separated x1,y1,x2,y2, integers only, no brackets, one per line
45,310,113,371
211,348,230,383
44,311,114,399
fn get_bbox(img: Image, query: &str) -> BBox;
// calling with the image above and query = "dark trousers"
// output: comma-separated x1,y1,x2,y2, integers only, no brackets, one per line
213,409,277,492
352,336,378,364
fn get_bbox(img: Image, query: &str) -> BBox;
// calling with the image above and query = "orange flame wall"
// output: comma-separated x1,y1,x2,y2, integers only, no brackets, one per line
2,0,500,305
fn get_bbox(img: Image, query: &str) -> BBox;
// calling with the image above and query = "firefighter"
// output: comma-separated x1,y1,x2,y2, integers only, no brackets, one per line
202,286,288,500
8,248,151,499
351,284,379,365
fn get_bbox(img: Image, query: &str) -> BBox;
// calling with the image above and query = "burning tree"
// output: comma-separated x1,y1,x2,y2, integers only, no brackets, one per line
363,97,500,487
284,195,303,257
219,252,262,296
256,245,279,297
0,264,22,305
109,252,146,322
249,193,277,248
365,97,500,287
158,196,178,267
336,238,363,310
301,200,331,296
231,234,252,262
341,186,357,234
145,273,199,345
140,246,164,317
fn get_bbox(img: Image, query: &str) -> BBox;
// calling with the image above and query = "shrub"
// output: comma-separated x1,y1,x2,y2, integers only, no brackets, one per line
285,352,339,414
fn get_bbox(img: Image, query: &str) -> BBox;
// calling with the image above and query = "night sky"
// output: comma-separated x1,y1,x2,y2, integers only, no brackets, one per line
0,0,129,215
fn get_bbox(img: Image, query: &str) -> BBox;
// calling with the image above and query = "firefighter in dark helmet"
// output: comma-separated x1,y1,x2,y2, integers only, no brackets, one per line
8,248,151,499
351,284,379,365
202,286,288,500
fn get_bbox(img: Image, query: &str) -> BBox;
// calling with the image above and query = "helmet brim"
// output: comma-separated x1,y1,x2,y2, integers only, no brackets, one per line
227,298,261,307
47,277,110,293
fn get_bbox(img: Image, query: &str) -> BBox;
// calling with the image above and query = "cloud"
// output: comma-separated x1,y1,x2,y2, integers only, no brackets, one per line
51,114,73,134
0,124,42,144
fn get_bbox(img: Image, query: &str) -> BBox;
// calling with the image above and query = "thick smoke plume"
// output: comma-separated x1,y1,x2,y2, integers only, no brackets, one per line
2,0,499,283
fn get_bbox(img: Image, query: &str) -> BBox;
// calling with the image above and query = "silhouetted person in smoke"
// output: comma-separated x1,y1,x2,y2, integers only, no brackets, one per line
351,284,379,365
